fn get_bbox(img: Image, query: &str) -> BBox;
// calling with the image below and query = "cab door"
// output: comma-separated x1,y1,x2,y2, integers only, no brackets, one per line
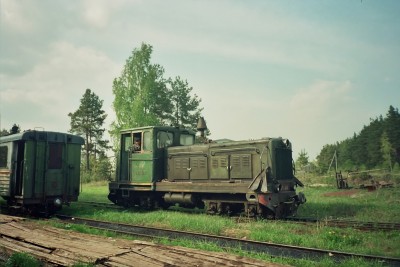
130,131,153,183
119,133,131,182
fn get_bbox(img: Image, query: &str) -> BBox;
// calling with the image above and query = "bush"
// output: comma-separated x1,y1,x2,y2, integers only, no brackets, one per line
5,252,41,267
80,156,114,183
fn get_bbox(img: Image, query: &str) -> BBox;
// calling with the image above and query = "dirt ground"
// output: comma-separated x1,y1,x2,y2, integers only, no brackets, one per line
322,189,362,197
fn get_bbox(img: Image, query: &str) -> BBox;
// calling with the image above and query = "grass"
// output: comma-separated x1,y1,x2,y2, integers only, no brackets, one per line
45,180,400,266
3,180,397,266
297,186,400,222
2,252,41,267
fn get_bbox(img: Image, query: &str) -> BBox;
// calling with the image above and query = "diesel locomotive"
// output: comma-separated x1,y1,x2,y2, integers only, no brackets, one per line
0,130,84,214
108,119,305,218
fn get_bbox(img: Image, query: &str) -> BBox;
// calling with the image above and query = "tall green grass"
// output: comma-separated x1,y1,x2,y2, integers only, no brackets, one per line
52,181,400,266
297,186,400,222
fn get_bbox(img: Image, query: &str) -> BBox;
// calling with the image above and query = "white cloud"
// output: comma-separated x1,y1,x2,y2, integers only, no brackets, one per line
82,0,127,29
119,2,353,76
289,80,353,120
1,0,399,160
1,41,120,132
1,0,35,32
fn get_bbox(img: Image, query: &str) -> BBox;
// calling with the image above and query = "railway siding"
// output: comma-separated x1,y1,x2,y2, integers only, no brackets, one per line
0,214,283,266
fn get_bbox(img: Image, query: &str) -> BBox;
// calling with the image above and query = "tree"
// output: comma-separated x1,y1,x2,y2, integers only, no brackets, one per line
111,43,171,137
10,124,21,134
381,131,393,171
168,76,203,131
385,105,400,165
316,105,400,171
68,89,108,171
0,124,21,136
296,149,309,171
316,144,337,173
0,129,8,137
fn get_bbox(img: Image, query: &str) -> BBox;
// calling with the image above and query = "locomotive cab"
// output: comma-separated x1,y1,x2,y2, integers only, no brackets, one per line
117,126,195,183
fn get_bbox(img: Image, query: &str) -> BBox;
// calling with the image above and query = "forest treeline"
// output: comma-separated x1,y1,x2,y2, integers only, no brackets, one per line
315,105,400,173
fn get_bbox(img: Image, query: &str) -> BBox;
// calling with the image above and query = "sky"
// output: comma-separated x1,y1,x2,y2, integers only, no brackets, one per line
0,0,399,160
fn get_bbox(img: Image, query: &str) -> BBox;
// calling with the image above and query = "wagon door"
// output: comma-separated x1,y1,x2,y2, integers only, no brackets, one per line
65,142,82,199
0,144,12,197
45,142,64,196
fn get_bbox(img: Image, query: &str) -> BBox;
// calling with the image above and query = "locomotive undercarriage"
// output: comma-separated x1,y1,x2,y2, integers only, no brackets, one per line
108,186,302,219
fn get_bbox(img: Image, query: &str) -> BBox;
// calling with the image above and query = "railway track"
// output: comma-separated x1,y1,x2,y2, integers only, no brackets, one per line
55,214,400,266
286,217,400,231
77,201,400,232
76,201,122,209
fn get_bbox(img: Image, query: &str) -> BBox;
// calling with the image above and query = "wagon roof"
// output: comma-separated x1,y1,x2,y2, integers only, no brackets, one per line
0,130,84,144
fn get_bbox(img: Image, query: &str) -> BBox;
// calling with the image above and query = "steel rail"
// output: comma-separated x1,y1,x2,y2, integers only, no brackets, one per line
76,201,122,209
55,214,400,266
286,217,400,231
75,202,400,231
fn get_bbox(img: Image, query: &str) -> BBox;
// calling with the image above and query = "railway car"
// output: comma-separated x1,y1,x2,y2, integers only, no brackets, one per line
0,130,84,214
108,121,305,218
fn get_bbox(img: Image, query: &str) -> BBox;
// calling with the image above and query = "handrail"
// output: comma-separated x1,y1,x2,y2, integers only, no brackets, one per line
210,147,260,156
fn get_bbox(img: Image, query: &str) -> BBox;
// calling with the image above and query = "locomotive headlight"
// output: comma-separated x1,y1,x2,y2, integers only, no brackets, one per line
54,198,62,207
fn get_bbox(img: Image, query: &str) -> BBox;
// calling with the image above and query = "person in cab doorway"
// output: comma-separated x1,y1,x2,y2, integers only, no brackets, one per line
133,138,141,152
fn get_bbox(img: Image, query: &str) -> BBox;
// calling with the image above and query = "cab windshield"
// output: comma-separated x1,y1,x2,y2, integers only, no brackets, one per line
180,134,195,145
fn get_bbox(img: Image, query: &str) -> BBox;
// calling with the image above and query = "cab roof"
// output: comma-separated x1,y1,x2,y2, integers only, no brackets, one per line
120,125,195,135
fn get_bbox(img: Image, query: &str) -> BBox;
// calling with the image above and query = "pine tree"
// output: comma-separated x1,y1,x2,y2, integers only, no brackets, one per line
68,89,108,171
296,149,309,171
168,76,203,131
385,105,400,165
381,131,393,171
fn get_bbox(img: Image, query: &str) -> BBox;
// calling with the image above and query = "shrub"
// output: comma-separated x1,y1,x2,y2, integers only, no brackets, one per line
5,252,41,267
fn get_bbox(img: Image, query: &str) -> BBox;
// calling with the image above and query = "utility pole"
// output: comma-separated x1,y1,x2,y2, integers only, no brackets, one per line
327,150,337,174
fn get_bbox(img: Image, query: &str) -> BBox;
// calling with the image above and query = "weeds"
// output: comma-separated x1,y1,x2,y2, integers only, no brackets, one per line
47,182,400,266
4,252,41,267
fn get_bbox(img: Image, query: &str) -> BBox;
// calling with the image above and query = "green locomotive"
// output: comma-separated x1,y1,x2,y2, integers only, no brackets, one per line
0,130,84,214
108,120,305,218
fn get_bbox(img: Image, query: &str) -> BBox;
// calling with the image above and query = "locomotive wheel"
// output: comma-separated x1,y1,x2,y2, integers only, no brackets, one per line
259,205,275,220
245,203,258,217
205,201,218,215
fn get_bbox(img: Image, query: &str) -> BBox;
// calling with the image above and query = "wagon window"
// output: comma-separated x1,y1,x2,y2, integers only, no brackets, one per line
0,146,7,168
48,143,63,169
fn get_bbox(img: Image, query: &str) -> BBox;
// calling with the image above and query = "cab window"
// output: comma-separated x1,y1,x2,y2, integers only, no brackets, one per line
132,132,142,152
123,134,132,152
157,131,173,148
180,134,194,145
143,131,152,151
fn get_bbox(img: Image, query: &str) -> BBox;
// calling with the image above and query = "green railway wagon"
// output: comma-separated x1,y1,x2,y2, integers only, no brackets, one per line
0,130,84,213
108,123,305,219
